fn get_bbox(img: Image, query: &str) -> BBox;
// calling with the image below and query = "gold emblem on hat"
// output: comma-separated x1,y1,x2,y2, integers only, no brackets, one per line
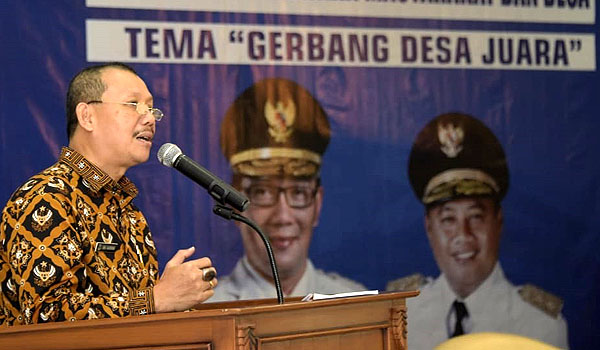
438,122,464,158
265,99,295,143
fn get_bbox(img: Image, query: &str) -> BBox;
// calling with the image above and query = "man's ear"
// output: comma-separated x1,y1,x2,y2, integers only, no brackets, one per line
312,186,324,228
424,213,430,233
424,210,434,240
496,207,504,231
75,102,95,132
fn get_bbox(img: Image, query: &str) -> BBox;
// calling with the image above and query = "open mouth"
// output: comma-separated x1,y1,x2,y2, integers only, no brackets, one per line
453,250,476,262
270,236,297,250
136,135,152,142
135,131,153,143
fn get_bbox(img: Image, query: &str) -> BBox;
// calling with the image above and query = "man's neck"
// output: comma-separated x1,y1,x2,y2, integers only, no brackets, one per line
449,282,479,300
447,266,497,300
249,258,308,296
68,140,125,181
280,266,307,295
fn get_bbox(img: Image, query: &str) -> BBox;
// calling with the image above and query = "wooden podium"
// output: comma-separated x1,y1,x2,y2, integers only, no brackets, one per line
0,291,417,350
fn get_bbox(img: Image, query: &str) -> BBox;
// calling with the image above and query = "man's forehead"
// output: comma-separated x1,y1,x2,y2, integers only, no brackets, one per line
242,176,317,186
436,197,493,211
101,68,152,99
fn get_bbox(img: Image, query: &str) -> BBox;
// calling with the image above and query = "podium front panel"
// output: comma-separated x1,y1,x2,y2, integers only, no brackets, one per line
0,291,417,350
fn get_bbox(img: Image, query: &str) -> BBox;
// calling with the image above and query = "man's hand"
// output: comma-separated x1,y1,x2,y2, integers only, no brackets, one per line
153,247,218,313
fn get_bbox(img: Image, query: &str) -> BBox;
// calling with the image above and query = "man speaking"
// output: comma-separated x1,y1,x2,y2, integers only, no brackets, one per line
0,63,217,325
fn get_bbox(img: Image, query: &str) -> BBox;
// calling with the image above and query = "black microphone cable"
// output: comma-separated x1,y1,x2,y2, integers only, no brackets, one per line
213,204,284,305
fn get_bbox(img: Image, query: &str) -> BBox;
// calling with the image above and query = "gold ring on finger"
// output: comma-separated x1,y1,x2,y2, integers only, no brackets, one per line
201,267,216,282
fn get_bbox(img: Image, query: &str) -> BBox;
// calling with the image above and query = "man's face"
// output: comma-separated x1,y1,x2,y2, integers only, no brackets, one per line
425,197,503,298
237,176,323,280
90,68,156,174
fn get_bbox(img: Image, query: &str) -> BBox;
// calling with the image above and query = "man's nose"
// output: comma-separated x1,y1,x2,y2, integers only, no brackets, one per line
271,191,295,219
455,217,473,239
141,111,156,126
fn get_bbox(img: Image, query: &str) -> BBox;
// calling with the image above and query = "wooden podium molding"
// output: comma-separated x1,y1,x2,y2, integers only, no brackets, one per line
0,291,417,350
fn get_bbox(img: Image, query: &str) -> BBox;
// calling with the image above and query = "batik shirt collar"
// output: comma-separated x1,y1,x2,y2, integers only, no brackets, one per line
59,147,138,197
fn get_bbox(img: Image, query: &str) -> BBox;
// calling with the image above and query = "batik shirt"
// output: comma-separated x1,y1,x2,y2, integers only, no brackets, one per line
0,147,159,326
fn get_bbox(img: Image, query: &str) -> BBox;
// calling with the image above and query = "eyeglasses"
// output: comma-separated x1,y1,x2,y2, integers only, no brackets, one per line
243,184,318,209
87,101,164,121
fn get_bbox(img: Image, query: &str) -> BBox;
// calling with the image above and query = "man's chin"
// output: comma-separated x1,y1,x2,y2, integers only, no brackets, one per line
272,256,303,273
132,152,151,166
448,267,488,285
272,254,294,267
446,266,478,281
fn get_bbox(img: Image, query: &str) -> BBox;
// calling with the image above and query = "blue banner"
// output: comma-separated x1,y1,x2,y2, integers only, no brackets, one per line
0,1,598,348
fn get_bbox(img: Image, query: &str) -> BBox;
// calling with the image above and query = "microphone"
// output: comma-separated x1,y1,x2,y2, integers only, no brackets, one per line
157,143,249,212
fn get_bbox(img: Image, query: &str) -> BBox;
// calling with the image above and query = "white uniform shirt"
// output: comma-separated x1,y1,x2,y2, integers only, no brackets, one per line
210,256,366,302
407,264,569,350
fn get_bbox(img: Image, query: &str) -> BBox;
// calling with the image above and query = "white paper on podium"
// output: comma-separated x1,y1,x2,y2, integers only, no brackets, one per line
301,290,379,302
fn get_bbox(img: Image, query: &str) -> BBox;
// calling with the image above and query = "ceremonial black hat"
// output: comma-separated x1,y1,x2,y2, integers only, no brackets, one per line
408,112,509,205
220,78,330,177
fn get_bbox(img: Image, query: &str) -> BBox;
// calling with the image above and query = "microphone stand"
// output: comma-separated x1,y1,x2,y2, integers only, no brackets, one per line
213,204,284,305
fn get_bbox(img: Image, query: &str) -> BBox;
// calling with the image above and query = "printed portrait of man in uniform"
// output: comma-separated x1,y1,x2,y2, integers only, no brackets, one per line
211,77,365,301
386,112,569,349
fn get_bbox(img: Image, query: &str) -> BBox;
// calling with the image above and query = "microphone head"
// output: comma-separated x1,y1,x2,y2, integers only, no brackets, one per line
158,143,183,168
